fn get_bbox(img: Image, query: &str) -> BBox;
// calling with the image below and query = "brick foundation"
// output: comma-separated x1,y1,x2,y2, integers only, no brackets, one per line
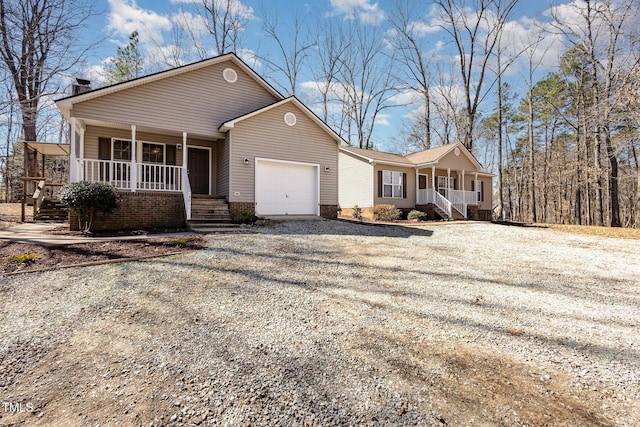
229,202,256,223
70,191,185,231
467,205,493,221
320,205,339,220
414,204,444,220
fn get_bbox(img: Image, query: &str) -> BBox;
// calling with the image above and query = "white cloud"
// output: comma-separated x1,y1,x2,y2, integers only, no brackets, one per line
328,0,386,25
389,88,422,106
107,0,172,45
238,48,261,69
170,0,254,20
375,113,391,126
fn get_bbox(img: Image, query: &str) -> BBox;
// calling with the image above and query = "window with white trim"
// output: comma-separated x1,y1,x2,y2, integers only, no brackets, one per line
472,179,484,202
112,139,131,160
382,170,403,198
142,142,164,164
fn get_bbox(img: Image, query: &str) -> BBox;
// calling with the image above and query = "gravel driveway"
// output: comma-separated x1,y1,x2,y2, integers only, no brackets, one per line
1,220,638,426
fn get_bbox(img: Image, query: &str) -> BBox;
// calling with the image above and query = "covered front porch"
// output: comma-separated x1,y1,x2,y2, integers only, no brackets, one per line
69,118,221,222
415,166,483,219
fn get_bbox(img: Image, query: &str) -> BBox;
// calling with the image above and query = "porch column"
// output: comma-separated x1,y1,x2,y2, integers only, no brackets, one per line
447,167,451,196
415,168,419,205
474,172,478,204
462,170,466,215
69,117,77,182
431,166,435,201
130,125,137,192
182,132,188,170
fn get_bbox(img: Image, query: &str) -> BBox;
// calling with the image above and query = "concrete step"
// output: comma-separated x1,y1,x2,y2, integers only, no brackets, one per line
187,222,247,234
192,215,231,221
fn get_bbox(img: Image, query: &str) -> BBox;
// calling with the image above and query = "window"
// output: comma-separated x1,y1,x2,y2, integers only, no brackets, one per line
142,143,164,164
382,170,404,198
112,139,131,160
472,179,484,202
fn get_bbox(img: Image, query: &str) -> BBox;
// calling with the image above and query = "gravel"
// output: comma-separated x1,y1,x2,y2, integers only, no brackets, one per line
0,220,638,426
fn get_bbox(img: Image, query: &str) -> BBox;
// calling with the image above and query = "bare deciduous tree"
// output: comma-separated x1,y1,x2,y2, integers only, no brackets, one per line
338,23,398,149
433,0,519,151
191,0,252,57
388,0,433,149
551,0,639,227
0,0,95,175
258,11,315,96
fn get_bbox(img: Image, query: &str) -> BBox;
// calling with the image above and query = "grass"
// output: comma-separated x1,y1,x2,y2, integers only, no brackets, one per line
170,237,190,247
7,253,42,265
546,224,640,240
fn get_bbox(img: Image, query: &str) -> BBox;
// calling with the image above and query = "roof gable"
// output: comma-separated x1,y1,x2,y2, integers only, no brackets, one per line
56,53,284,138
220,96,348,145
57,53,282,108
340,142,485,170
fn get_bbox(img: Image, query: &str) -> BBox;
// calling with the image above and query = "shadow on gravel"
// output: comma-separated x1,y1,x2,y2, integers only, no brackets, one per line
260,220,434,238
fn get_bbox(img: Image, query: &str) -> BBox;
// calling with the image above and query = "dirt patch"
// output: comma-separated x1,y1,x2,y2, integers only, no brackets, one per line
0,235,205,274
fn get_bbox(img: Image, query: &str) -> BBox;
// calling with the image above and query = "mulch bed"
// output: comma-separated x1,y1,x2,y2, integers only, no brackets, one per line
0,235,206,274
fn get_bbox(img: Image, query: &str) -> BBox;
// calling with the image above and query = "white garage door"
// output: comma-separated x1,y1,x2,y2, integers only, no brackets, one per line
255,159,318,216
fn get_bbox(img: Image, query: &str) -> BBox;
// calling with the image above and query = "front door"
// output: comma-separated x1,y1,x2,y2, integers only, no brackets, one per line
187,147,210,194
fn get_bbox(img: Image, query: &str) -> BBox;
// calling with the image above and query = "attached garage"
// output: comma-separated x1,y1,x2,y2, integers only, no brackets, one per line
255,158,319,216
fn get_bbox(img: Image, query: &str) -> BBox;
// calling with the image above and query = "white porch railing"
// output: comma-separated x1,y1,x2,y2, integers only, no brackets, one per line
417,188,476,218
444,189,466,217
417,188,433,205
81,159,132,189
449,189,478,206
433,190,453,219
137,163,182,191
79,159,183,192
182,167,192,220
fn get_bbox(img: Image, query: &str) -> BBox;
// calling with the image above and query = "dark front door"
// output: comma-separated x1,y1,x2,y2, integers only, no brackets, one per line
187,147,210,194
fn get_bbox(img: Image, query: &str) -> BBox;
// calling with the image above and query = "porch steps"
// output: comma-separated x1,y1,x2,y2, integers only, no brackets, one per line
35,199,68,222
187,195,243,234
427,203,466,221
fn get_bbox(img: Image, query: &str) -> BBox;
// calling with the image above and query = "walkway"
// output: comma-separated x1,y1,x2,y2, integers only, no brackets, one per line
0,222,193,246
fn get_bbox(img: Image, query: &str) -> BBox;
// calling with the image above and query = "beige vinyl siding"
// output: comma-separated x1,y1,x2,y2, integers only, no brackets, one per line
373,164,416,209
227,103,338,205
338,151,374,208
84,126,184,165
83,125,218,189
436,149,479,171
72,62,279,139
216,134,230,197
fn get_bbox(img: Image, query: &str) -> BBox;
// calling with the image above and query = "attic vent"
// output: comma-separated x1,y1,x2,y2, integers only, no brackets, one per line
223,68,237,83
454,147,460,156
284,112,297,126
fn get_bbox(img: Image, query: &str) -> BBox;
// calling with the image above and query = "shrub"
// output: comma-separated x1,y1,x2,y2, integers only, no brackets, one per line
407,210,427,221
237,210,259,224
59,181,119,232
373,204,401,222
352,205,363,221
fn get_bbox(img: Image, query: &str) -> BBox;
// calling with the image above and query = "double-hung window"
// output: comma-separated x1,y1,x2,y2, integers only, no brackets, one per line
382,170,403,198
142,142,164,164
112,139,131,161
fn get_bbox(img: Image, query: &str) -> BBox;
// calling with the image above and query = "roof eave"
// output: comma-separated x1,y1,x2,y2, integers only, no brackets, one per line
56,53,283,107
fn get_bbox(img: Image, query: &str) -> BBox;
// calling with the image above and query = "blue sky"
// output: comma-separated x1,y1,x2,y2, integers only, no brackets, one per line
77,0,578,153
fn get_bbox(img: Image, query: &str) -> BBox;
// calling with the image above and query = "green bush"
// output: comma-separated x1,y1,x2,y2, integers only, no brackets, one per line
352,205,363,221
237,210,259,224
407,210,427,221
373,204,401,222
59,181,119,232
